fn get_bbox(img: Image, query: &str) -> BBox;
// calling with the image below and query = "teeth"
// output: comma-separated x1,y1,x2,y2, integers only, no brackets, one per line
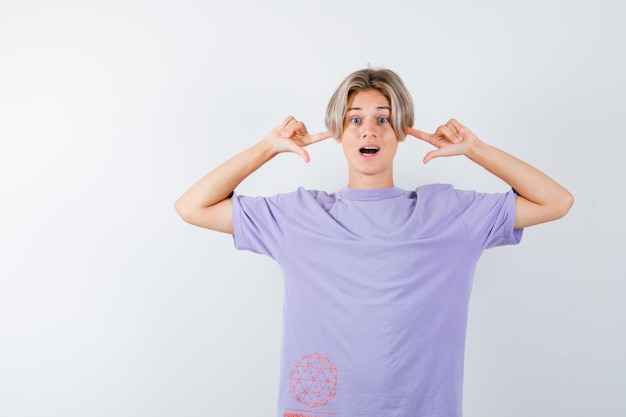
360,146,379,155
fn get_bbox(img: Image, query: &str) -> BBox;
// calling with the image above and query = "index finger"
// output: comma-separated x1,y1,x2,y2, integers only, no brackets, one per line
307,130,334,144
406,127,433,142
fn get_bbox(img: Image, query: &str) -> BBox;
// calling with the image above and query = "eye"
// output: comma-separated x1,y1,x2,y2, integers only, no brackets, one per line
349,116,361,124
378,116,389,124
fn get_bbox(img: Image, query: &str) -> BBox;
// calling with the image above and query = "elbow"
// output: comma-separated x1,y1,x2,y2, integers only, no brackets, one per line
553,189,575,220
174,197,194,224
561,189,575,216
516,189,574,228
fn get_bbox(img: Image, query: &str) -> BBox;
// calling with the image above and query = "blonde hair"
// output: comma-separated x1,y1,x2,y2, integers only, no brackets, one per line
325,68,414,141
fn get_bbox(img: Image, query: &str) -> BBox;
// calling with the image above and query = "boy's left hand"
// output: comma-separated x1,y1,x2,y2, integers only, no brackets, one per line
406,119,479,164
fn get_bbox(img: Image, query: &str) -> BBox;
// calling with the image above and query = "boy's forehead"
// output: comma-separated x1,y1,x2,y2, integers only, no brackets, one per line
347,90,391,110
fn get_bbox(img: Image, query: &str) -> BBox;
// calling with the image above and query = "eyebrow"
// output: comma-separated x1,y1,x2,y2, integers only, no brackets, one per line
346,106,391,111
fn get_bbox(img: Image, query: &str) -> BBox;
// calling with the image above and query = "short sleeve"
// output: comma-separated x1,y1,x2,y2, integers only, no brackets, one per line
231,192,295,260
455,189,523,252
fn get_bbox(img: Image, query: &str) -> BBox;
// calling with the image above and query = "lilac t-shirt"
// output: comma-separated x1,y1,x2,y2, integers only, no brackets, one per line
232,184,522,417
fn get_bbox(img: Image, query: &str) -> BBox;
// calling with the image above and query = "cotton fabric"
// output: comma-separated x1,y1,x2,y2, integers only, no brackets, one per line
232,184,522,417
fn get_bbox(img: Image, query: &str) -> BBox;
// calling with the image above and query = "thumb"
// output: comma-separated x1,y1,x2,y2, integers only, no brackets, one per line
423,149,445,164
281,140,311,163
299,149,311,163
290,144,311,163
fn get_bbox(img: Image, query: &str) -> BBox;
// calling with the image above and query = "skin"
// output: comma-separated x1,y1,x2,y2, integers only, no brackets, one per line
339,89,398,189
175,89,573,234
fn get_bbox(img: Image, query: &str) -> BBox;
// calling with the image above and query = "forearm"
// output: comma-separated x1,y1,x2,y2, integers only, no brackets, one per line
466,140,574,227
175,140,276,217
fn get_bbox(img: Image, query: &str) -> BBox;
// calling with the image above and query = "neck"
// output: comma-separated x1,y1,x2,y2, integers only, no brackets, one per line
347,173,395,189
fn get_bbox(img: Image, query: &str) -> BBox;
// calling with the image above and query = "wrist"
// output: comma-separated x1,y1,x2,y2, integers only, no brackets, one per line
255,138,280,160
465,138,489,162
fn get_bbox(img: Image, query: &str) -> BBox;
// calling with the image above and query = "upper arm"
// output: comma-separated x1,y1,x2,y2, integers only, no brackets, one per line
514,193,572,229
176,198,234,234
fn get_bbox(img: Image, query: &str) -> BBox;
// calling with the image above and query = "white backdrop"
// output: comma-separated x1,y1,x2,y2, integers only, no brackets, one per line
1,1,624,416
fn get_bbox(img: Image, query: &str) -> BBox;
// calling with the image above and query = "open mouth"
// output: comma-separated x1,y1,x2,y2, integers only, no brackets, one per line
360,146,379,155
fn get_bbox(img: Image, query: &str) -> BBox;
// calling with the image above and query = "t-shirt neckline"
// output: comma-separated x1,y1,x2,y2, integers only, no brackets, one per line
336,187,405,201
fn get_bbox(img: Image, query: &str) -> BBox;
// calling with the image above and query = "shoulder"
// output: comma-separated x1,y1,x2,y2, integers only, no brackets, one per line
234,187,336,209
414,184,512,216
414,183,459,204
415,183,515,205
415,183,454,194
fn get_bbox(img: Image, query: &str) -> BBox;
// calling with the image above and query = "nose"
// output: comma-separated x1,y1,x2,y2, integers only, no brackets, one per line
360,117,378,137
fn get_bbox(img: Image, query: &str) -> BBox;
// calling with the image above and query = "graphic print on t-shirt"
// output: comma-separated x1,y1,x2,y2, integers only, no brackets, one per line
289,353,338,408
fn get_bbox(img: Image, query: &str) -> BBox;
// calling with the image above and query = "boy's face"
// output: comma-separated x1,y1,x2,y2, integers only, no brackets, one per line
339,89,399,188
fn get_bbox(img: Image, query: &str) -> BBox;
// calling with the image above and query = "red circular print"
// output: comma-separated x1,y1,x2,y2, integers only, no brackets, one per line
289,353,338,408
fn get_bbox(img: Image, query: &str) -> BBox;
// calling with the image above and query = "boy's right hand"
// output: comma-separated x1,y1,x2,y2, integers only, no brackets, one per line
266,116,333,163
